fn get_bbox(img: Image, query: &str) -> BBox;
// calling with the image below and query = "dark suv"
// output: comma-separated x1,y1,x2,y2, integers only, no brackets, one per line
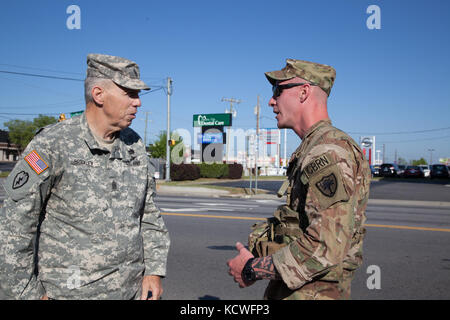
430,164,450,179
379,163,401,177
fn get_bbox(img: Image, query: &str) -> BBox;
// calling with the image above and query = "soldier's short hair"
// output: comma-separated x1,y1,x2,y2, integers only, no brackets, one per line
84,77,112,104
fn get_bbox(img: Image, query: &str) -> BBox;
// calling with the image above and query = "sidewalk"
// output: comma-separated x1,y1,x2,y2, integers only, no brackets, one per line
156,182,450,208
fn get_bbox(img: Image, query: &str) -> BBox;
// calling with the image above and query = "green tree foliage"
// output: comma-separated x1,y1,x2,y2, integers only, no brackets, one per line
397,157,408,166
148,131,185,162
411,158,428,165
4,114,57,153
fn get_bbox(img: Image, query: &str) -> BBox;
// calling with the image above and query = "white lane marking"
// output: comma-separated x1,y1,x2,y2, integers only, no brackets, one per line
196,202,258,208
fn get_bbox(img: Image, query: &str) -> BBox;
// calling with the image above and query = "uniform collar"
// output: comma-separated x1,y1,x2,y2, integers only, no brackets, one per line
80,113,135,161
303,119,332,140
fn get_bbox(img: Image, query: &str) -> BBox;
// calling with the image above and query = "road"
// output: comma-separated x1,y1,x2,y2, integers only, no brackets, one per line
208,179,450,202
155,195,450,300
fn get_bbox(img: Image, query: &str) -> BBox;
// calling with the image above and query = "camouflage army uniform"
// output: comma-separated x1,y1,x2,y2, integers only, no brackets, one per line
250,119,371,300
0,113,170,299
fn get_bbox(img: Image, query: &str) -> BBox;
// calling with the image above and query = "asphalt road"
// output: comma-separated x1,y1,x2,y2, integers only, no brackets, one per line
155,195,450,300
208,179,450,202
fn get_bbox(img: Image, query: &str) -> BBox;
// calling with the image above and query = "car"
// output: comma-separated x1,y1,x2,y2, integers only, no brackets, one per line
403,165,424,178
379,163,401,177
397,165,406,177
419,165,431,178
370,165,380,177
430,164,450,179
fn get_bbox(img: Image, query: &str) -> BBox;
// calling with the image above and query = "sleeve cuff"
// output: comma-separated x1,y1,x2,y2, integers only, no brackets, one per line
144,260,167,277
272,245,311,290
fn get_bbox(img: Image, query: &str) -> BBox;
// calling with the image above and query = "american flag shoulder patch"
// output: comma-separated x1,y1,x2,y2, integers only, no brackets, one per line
24,150,49,175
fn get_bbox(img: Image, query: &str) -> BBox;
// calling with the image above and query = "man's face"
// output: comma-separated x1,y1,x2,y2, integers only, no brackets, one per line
102,83,141,130
268,79,304,129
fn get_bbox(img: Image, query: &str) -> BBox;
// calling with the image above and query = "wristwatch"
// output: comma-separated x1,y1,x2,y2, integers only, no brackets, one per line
242,258,256,282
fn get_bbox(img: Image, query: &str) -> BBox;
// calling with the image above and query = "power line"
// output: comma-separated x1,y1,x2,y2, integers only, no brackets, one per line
0,70,84,82
0,63,84,76
348,126,450,135
0,112,60,116
378,134,450,144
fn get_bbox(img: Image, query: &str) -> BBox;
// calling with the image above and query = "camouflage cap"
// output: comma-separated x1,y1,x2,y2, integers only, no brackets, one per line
86,53,150,91
265,59,336,96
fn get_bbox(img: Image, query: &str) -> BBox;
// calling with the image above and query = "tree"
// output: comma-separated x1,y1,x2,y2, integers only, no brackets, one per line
4,114,57,153
411,158,427,165
397,157,408,166
148,131,185,163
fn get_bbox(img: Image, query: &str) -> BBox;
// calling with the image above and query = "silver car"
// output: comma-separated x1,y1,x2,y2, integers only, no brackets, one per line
419,165,431,178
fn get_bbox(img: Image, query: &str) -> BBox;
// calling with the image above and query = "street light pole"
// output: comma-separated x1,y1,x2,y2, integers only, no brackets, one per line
221,97,241,163
428,148,435,165
165,77,172,181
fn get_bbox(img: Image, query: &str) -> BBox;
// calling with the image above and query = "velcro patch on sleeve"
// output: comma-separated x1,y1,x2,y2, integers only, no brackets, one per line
24,150,48,175
309,164,350,210
301,153,334,184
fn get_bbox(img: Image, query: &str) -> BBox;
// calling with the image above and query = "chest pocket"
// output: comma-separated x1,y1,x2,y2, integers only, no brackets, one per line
48,158,110,218
118,159,148,215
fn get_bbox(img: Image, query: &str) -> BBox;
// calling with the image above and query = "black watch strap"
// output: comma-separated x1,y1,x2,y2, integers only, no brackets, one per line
242,258,256,282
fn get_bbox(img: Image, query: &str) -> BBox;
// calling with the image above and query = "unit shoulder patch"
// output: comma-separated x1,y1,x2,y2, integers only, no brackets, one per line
315,173,337,197
308,164,350,210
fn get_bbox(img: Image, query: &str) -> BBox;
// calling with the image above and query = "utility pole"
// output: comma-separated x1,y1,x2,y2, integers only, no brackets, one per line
382,144,386,163
165,77,173,181
255,95,260,194
222,97,241,163
428,148,435,165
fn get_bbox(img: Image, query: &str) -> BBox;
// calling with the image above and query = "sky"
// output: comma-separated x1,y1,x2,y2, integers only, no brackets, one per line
0,0,449,164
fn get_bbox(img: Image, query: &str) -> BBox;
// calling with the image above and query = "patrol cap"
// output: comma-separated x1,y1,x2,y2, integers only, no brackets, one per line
265,59,336,96
86,53,150,91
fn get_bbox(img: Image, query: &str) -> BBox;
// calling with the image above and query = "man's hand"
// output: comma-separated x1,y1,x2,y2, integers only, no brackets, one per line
226,242,255,288
140,275,163,300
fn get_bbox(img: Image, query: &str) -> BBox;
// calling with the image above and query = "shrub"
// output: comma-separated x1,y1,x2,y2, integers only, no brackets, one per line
197,163,229,179
226,163,243,179
170,163,201,181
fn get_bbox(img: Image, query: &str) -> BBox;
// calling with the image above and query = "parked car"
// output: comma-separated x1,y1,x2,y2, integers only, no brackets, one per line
430,164,450,179
419,165,431,178
370,165,379,177
403,165,424,178
397,165,406,177
379,163,401,177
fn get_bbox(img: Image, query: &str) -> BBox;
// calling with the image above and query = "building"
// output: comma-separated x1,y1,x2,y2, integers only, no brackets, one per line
0,130,20,161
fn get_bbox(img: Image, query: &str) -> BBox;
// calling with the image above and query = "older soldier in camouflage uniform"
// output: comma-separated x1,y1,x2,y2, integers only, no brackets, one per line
0,54,170,300
227,59,371,300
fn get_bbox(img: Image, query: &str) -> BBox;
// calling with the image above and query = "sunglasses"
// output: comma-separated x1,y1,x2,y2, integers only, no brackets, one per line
272,82,317,98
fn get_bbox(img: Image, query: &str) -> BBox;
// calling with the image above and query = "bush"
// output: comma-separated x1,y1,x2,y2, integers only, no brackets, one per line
169,163,243,181
226,163,243,179
197,163,229,179
170,163,201,181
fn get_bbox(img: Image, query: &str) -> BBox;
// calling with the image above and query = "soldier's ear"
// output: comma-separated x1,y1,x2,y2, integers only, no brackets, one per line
92,85,106,105
299,86,309,103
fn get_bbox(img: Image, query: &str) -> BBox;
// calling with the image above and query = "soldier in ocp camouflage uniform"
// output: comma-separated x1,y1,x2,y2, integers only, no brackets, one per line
0,54,170,300
227,59,371,300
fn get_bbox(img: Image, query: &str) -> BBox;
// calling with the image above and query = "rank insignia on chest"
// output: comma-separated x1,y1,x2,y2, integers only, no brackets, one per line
24,150,48,175
315,173,337,197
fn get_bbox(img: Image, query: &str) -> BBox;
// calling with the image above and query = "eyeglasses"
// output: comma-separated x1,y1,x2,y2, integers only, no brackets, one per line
272,82,317,98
